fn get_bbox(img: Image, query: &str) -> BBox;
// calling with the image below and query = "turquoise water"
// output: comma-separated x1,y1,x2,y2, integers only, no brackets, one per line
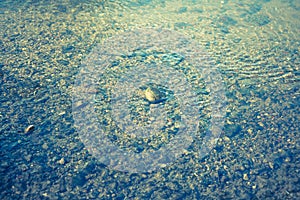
0,0,299,199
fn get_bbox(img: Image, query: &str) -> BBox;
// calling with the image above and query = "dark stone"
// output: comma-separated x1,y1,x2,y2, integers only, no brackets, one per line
62,45,75,54
192,8,203,13
72,171,87,187
174,22,192,29
225,124,242,138
84,161,97,173
215,143,224,153
218,15,237,26
116,193,125,200
57,59,69,66
255,15,271,26
248,4,262,15
136,144,144,153
59,178,67,192
57,5,67,13
220,27,230,34
178,7,187,13
233,38,242,43
245,14,271,26
258,167,272,179
129,0,152,7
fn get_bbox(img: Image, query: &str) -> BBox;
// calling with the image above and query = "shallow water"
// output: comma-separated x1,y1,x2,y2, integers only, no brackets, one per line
0,0,299,199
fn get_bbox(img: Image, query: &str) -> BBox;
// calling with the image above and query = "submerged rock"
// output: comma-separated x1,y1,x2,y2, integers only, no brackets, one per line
144,87,166,104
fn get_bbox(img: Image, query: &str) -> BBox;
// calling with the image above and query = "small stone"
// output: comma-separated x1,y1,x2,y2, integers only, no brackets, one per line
42,143,48,149
144,87,165,103
145,87,159,103
160,164,167,168
24,155,32,162
42,193,48,197
58,111,66,116
223,136,230,142
58,158,65,165
243,173,249,181
247,129,253,134
25,125,34,134
174,122,181,128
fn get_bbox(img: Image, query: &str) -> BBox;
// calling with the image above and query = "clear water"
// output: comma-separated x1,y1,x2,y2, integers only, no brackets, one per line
0,0,299,199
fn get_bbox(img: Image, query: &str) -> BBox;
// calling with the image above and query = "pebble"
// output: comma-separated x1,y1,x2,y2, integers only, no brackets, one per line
42,143,48,150
25,125,34,133
58,158,65,165
24,155,32,162
223,136,230,142
243,173,249,181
